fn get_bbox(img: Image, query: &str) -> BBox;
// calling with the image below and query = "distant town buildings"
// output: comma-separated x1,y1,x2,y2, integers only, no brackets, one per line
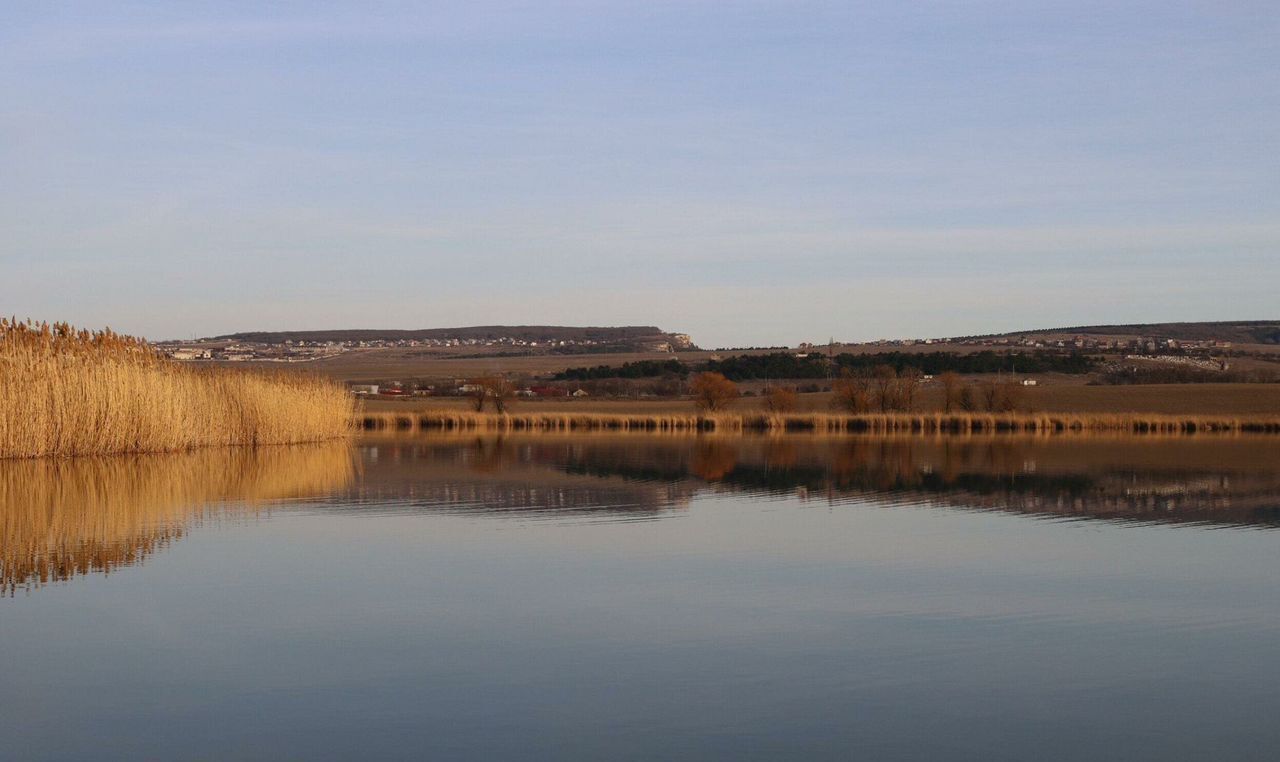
821,333,1233,356
156,330,695,364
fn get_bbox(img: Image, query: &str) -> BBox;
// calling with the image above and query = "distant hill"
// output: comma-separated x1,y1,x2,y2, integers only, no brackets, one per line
976,321,1280,346
210,325,697,349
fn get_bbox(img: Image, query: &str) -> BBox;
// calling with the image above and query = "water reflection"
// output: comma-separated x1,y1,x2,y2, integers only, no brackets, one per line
352,434,1280,528
5,435,1279,593
5,435,1280,758
0,444,354,594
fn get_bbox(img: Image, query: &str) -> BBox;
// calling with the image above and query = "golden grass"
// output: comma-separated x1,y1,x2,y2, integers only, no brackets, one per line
0,320,354,458
0,442,355,594
359,409,1280,436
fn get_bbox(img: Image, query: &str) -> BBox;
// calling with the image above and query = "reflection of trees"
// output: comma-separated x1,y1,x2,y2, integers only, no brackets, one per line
448,435,1280,530
690,442,738,481
1,444,354,594
349,439,698,517
763,440,798,470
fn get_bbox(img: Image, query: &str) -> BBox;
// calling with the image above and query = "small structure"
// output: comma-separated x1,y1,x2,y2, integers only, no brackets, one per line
571,389,589,397
1020,379,1038,386
350,384,379,395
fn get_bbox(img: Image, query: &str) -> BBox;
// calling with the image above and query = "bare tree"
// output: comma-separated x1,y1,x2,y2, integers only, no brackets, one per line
832,369,872,413
763,385,799,413
897,367,924,411
996,380,1024,412
939,371,962,413
472,376,516,413
980,380,1000,411
873,365,898,412
958,384,977,412
690,372,740,412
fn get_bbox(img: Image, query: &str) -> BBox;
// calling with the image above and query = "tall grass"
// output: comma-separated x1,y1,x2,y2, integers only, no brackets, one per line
0,319,354,458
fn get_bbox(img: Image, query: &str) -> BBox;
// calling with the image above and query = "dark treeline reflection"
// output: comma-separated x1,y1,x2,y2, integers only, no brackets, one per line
351,434,1280,528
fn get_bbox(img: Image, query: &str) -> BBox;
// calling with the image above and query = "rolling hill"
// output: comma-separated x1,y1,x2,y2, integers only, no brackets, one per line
210,325,697,350
974,321,1280,345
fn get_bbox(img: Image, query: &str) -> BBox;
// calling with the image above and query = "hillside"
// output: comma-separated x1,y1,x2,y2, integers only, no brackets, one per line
975,321,1280,345
211,325,694,348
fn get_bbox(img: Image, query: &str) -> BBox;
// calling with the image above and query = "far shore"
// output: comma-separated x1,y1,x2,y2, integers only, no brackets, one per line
358,408,1280,437
360,382,1280,418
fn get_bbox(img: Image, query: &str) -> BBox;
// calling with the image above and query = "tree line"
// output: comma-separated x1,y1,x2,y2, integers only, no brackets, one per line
556,350,1097,382
553,359,687,381
686,368,1027,413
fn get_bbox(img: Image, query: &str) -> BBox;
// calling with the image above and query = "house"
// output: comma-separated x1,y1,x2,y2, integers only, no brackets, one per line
571,389,589,397
350,384,379,395
1020,379,1038,386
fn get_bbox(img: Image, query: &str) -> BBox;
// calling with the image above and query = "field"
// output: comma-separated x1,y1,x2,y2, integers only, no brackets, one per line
215,337,1280,421
295,347,747,380
251,340,1280,384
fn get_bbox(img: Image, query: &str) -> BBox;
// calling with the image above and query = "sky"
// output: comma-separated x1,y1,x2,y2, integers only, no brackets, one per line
1,1,1276,347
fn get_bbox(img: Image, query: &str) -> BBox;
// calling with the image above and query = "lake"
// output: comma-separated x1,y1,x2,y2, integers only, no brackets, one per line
3,434,1280,760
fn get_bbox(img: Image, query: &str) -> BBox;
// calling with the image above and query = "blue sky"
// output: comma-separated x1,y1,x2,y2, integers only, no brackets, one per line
2,1,1276,346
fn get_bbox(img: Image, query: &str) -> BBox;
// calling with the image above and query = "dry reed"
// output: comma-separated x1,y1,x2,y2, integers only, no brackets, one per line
0,319,354,458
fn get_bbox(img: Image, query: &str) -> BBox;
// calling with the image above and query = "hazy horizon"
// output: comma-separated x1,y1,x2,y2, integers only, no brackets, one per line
156,317,1276,348
4,2,1277,347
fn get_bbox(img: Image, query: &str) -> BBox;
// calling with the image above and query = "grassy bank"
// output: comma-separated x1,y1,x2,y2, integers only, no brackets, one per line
360,409,1280,435
0,320,353,458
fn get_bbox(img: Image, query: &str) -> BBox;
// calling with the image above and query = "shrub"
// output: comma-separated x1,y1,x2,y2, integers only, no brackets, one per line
689,372,739,412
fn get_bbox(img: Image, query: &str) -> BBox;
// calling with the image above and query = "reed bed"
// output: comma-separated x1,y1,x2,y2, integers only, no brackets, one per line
0,320,354,458
359,409,1280,436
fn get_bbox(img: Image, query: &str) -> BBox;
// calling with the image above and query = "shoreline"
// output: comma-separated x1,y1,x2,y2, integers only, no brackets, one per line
358,410,1280,436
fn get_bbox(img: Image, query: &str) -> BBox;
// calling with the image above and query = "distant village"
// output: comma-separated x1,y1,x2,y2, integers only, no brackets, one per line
347,381,591,399
157,333,694,363
157,329,1236,370
802,334,1234,353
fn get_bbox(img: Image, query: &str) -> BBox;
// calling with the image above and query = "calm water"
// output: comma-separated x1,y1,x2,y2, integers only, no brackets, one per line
3,435,1280,760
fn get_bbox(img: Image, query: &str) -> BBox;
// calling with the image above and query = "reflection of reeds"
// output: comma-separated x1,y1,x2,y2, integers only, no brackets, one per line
0,320,354,458
360,410,1280,436
0,444,354,594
